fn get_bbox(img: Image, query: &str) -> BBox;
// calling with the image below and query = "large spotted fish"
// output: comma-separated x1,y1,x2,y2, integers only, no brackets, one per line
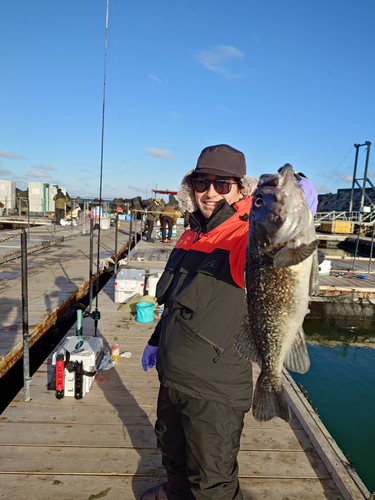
235,164,319,422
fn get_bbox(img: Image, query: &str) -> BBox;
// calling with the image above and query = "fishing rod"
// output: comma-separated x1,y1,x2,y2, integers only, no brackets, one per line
86,0,110,336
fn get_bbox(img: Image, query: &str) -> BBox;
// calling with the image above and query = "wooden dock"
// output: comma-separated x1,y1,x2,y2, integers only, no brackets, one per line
0,275,369,500
0,226,372,499
0,222,132,379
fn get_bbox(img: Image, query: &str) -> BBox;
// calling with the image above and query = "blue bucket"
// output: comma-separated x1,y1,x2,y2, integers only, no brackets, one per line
136,302,155,323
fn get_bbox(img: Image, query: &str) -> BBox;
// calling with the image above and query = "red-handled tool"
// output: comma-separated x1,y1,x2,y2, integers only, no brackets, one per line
55,353,65,399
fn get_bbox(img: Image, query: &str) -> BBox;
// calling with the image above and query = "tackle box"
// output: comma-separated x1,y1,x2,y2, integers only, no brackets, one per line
52,336,104,398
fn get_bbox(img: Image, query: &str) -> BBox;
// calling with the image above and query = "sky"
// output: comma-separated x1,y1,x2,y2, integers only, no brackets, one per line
1,0,374,201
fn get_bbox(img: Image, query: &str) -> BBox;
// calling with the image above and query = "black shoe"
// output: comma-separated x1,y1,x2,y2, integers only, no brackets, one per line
140,482,168,500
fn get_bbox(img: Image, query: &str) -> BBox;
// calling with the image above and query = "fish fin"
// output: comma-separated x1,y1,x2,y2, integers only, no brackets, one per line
273,239,319,268
283,327,311,374
252,371,291,422
234,315,261,362
309,250,320,296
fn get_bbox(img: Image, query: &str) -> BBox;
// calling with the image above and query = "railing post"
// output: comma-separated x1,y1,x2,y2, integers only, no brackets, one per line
353,214,362,269
368,222,375,274
114,212,118,273
83,201,86,235
128,209,133,257
349,144,360,213
21,229,31,401
27,199,30,242
134,213,137,244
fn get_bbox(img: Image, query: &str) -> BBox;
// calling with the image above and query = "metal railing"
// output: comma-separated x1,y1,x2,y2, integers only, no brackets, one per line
315,211,375,224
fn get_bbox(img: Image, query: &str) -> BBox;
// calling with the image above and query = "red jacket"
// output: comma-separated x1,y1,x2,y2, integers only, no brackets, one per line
149,196,253,411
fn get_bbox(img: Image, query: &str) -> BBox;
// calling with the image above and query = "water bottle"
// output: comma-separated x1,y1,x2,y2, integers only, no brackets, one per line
111,337,120,364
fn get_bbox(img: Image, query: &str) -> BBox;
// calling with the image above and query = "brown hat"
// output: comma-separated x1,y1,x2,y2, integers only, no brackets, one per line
195,144,246,178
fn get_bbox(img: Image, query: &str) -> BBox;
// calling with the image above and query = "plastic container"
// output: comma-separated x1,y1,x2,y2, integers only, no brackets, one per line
114,268,145,303
136,302,155,323
318,260,331,276
147,269,162,297
100,217,111,230
111,337,120,364
51,336,104,398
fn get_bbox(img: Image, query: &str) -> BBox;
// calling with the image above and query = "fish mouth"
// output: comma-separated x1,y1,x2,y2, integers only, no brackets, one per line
252,165,309,249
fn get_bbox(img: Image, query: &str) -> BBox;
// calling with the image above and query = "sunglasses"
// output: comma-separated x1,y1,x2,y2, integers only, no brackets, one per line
192,178,237,195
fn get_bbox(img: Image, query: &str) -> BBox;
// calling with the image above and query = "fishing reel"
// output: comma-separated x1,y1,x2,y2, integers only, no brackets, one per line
83,309,101,321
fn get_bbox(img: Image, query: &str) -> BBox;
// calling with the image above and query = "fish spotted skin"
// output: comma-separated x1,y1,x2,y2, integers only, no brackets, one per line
235,165,319,422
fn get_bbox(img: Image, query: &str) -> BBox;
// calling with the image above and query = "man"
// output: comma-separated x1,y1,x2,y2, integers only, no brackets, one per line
141,144,318,500
146,199,161,242
159,203,177,243
53,188,69,225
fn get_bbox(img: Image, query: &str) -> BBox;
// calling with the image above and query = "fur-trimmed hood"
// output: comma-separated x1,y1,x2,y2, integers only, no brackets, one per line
177,169,259,214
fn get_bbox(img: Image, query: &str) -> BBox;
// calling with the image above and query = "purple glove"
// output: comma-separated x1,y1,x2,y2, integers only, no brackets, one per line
142,345,158,372
298,177,318,216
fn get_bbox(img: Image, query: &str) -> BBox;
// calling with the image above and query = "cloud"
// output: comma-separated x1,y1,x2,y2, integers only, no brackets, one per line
341,175,353,183
332,171,353,183
0,150,24,159
32,164,57,171
148,74,162,84
26,170,52,179
0,168,12,175
197,45,244,78
146,148,173,159
315,184,330,193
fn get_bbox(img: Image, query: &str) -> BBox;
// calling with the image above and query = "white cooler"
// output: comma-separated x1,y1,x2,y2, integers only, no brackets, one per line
115,268,145,303
147,269,163,298
52,336,104,398
319,259,331,276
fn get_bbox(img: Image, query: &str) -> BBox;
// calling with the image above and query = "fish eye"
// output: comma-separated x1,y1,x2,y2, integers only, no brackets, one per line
254,196,263,208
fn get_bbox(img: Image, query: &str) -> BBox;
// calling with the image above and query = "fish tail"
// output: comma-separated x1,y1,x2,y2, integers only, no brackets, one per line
252,372,291,423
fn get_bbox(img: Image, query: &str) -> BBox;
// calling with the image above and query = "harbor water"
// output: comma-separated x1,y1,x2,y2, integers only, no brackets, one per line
292,318,375,494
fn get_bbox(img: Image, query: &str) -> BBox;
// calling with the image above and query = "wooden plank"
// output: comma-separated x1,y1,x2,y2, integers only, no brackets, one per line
0,475,345,500
1,402,303,429
0,447,330,478
11,390,160,406
0,423,312,451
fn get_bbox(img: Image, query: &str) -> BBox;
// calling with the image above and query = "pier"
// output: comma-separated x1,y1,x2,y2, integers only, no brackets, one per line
0,220,133,379
0,224,372,499
0,271,370,499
